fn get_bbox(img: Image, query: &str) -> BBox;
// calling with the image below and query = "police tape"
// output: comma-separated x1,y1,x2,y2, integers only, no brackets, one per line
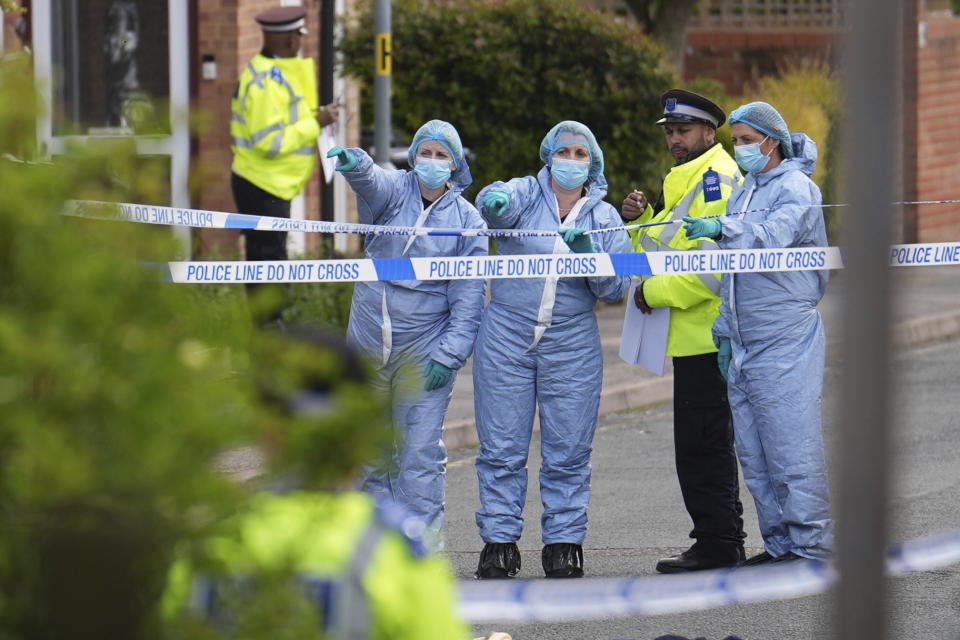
455,529,960,623
64,199,566,239
63,198,960,239
162,243,960,284
601,198,960,236
63,198,693,238
165,248,840,284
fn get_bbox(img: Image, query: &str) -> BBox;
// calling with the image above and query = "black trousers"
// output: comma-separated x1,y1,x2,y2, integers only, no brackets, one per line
231,172,291,260
672,352,745,561
231,172,290,323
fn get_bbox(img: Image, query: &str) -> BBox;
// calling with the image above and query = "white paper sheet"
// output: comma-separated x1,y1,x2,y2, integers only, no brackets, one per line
619,281,670,375
318,126,337,184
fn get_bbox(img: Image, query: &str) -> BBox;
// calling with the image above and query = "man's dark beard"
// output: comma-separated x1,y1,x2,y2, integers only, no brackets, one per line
674,141,714,166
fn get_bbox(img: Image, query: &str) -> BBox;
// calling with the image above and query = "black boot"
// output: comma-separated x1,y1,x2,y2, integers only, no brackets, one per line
475,542,521,579
655,543,744,573
542,543,584,578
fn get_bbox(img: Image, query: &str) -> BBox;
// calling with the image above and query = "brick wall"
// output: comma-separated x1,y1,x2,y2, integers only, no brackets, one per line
684,30,839,94
914,8,960,242
193,0,327,258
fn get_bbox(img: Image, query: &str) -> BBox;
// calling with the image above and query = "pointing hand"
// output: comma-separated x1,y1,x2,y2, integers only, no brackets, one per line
326,146,358,172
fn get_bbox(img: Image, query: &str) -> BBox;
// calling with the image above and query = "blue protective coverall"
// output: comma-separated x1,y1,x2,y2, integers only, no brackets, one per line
713,133,834,560
473,167,632,545
338,146,487,534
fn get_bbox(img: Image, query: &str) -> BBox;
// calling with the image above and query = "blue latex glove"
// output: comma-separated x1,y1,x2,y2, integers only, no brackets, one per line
424,359,454,391
682,216,722,240
559,228,595,254
326,145,358,172
717,337,732,382
482,190,511,217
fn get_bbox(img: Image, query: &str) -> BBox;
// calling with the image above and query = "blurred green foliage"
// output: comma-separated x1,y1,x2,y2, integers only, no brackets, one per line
0,55,388,639
163,330,393,640
188,281,354,334
0,57,254,639
339,0,677,205
283,282,354,330
247,329,391,491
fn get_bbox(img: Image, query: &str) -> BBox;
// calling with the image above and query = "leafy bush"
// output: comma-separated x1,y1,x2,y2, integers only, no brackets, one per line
185,280,354,336
0,57,257,639
283,282,354,330
339,0,677,205
0,56,384,639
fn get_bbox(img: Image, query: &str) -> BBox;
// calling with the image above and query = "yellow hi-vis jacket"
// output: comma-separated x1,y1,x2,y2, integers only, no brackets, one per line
231,54,320,201
163,491,468,640
629,143,741,357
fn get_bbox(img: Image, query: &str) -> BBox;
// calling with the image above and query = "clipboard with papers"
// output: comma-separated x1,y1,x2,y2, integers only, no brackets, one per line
619,281,670,376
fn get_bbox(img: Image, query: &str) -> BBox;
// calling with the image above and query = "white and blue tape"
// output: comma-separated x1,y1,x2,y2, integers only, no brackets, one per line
163,243,960,283
66,198,960,239
165,248,846,284
66,200,572,239
890,243,960,266
456,529,960,623
66,200,960,282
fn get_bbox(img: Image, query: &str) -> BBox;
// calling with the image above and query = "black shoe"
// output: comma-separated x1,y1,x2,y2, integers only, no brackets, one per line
655,549,740,574
741,550,774,566
542,543,584,578
772,551,803,563
475,542,521,579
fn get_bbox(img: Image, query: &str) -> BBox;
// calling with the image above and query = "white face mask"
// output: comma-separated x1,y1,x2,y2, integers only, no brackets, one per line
414,157,452,189
734,135,773,173
551,158,590,190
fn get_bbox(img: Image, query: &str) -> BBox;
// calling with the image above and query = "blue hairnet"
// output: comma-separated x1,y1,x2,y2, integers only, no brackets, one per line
729,102,794,159
539,120,604,179
407,119,465,170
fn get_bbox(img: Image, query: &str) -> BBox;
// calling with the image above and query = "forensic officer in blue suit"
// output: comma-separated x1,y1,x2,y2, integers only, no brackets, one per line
326,120,487,539
472,121,632,579
684,102,834,564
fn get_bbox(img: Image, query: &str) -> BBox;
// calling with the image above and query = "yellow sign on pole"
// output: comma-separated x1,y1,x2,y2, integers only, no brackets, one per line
375,33,392,76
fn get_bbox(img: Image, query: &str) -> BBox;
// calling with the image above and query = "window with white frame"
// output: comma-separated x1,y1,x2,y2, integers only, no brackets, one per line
50,0,170,135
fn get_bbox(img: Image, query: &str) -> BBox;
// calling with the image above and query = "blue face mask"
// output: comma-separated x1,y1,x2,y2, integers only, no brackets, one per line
414,157,452,189
734,135,773,174
551,158,590,190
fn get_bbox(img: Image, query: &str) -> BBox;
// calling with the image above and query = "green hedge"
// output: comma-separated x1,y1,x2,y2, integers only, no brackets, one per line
185,281,354,333
0,55,382,639
339,0,677,205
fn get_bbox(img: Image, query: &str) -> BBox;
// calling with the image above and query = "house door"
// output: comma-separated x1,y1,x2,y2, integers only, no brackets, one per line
32,0,191,254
